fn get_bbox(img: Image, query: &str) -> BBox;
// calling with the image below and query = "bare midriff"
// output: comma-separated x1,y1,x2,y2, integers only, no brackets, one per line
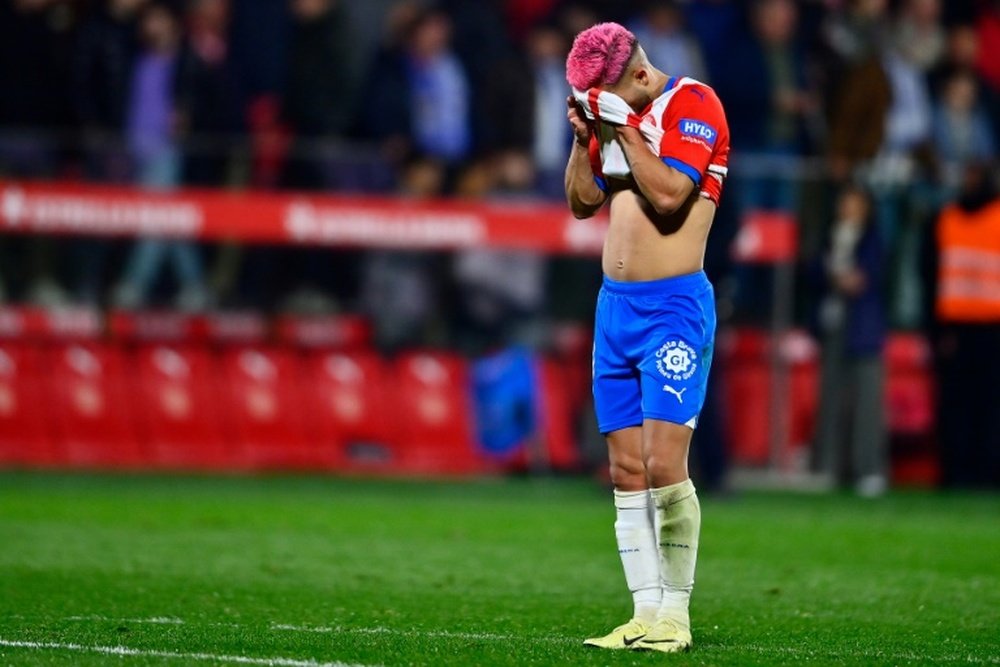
601,180,716,281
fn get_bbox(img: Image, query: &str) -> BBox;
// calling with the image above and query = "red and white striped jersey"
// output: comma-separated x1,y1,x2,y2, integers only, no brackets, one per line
588,76,730,206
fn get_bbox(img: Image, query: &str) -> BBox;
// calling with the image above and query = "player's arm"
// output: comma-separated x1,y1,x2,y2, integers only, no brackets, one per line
615,125,695,216
564,97,608,219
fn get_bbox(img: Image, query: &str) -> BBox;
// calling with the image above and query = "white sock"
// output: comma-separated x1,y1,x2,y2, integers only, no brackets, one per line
650,479,701,625
613,489,661,622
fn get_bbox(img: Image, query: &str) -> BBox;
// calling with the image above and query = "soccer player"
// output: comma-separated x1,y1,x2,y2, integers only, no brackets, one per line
563,23,729,653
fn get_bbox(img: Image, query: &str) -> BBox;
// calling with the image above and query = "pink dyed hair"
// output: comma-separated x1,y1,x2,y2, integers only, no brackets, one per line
565,22,637,90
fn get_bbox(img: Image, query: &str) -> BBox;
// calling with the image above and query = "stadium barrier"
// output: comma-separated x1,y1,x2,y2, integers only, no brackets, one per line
0,179,940,481
0,180,607,255
0,305,936,479
0,307,590,474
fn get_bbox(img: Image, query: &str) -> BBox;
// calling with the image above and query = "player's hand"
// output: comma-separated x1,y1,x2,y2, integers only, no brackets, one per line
567,96,591,147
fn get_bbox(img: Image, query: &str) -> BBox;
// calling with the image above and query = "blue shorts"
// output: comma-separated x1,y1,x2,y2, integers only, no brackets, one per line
593,271,716,434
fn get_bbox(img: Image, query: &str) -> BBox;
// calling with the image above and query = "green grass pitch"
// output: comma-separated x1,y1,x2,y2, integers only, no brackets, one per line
0,472,998,666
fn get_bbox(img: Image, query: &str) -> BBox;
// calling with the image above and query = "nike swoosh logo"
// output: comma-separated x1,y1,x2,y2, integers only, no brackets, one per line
623,635,644,646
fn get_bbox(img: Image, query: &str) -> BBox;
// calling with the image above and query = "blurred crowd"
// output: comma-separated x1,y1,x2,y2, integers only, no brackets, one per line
0,0,998,314
1,0,998,194
0,0,999,487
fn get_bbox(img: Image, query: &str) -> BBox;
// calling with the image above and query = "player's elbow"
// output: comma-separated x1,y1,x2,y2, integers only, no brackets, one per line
649,192,683,217
567,191,604,219
570,202,599,219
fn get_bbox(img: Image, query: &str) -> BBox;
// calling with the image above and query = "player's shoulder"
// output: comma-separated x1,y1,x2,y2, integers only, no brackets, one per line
674,78,723,109
656,78,727,130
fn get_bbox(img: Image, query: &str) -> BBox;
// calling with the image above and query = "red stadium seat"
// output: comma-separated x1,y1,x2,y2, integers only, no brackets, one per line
536,358,581,471
217,345,326,470
129,343,233,470
391,351,483,475
301,349,394,471
885,333,935,435
717,328,820,466
47,340,143,468
0,341,55,466
782,330,820,452
718,329,771,464
885,333,938,486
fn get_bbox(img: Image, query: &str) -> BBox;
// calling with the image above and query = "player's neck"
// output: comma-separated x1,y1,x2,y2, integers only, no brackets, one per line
640,70,670,108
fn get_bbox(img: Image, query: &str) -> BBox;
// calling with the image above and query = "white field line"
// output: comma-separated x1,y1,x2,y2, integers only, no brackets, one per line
65,614,184,625
9,615,999,664
270,623,576,644
0,638,375,667
46,615,574,645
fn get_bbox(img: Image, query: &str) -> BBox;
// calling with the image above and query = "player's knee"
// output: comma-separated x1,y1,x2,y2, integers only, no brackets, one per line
609,458,647,491
643,452,688,487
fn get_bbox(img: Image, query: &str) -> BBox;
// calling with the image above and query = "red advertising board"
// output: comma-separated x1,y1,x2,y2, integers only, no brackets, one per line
0,180,608,255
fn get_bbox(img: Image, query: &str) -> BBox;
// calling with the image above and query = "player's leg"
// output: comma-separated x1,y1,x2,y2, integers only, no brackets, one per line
632,419,698,653
585,285,658,649
631,333,713,650
583,425,661,649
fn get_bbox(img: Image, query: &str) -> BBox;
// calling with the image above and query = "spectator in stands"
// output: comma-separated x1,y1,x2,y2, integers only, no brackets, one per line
354,150,448,350
452,248,548,354
925,163,1000,488
403,10,471,165
932,68,996,190
879,2,936,172
282,0,355,190
364,4,472,179
176,0,242,186
477,18,570,198
813,185,888,497
891,0,945,73
66,0,149,306
443,0,512,157
930,24,982,93
525,23,571,198
361,0,421,167
823,0,893,180
714,0,814,213
113,2,209,311
975,1,1000,138
0,0,77,307
452,152,547,353
681,0,741,80
74,0,147,180
864,1,934,257
628,1,708,84
364,2,472,176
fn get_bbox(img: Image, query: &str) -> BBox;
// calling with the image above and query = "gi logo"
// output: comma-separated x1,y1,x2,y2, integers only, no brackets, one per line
679,119,717,146
655,340,698,381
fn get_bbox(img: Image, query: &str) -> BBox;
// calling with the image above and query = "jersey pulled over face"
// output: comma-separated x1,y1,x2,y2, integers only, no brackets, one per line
589,77,730,206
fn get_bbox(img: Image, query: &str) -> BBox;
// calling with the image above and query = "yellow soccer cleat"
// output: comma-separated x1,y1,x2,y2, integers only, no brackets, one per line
630,616,692,653
583,617,651,650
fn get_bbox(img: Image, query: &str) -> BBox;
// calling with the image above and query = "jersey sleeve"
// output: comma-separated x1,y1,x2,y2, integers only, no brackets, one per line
588,131,608,193
658,85,727,188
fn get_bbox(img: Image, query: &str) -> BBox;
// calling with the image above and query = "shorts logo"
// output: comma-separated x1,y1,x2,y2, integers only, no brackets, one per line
662,385,687,403
679,119,717,146
655,340,698,381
